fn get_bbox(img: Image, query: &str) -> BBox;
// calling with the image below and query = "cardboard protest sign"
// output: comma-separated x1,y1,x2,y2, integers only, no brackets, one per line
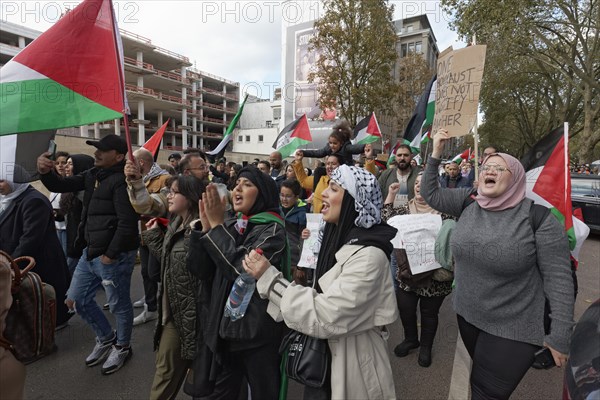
387,213,443,275
432,45,486,137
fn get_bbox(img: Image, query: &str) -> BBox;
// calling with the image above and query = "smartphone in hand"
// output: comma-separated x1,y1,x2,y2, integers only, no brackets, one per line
47,140,57,160
534,347,556,369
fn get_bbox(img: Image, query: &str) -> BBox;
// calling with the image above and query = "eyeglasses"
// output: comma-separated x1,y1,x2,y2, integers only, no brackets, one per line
480,164,511,174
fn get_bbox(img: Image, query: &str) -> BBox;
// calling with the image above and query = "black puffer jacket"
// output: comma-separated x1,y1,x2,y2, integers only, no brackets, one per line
143,217,199,360
40,162,140,260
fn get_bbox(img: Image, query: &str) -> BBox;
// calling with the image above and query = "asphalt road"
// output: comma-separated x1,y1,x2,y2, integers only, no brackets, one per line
23,236,599,400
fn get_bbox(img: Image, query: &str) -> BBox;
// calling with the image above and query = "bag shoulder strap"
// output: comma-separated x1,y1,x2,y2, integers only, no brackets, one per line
529,203,551,234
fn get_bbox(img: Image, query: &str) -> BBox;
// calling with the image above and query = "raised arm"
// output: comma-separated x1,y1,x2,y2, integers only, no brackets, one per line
292,152,314,190
421,130,474,217
302,143,330,159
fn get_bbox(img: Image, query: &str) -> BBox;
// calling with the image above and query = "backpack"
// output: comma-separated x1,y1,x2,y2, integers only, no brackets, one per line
0,250,57,364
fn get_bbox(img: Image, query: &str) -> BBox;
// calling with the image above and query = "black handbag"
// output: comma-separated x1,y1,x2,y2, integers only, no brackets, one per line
279,329,330,388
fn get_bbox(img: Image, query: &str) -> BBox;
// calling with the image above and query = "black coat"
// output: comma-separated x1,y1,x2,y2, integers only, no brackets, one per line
0,186,72,325
41,162,140,260
187,219,287,358
302,141,366,165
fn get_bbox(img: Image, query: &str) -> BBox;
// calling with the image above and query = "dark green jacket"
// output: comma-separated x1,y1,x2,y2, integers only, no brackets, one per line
143,216,199,360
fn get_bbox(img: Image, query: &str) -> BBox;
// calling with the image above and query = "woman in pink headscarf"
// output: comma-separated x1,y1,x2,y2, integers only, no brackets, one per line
420,129,575,400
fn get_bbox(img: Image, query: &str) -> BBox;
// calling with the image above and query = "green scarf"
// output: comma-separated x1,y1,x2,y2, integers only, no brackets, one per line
240,211,292,281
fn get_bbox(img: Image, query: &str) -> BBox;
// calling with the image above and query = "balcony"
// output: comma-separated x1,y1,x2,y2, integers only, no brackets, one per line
155,68,190,84
124,56,155,72
125,84,157,97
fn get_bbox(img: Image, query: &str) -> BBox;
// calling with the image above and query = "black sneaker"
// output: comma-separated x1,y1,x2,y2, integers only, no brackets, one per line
418,346,432,367
101,345,132,375
85,332,116,366
393,340,420,357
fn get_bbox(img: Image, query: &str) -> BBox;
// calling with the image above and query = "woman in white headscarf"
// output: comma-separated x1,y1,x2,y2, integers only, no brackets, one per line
0,175,71,327
244,165,399,400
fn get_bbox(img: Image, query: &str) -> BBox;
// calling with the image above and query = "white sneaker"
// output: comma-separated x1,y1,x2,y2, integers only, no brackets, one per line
133,296,146,308
133,304,158,326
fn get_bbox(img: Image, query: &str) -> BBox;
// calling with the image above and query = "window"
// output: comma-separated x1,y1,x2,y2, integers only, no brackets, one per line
408,43,415,53
237,135,243,142
273,108,281,120
258,135,264,143
415,41,422,53
406,25,413,33
266,120,272,128
401,43,407,58
245,135,250,142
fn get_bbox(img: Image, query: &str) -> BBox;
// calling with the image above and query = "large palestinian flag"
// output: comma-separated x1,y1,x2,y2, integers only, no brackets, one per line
521,125,590,260
403,75,436,153
272,114,312,158
0,0,126,182
353,112,381,145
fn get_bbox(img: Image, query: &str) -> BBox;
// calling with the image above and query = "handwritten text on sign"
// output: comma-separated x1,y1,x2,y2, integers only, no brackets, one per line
387,213,443,275
432,45,487,137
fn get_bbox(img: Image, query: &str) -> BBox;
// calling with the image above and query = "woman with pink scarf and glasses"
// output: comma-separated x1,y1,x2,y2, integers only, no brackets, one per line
421,129,575,400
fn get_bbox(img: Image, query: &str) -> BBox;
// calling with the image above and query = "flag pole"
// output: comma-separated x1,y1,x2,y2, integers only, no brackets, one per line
564,121,569,207
109,0,134,162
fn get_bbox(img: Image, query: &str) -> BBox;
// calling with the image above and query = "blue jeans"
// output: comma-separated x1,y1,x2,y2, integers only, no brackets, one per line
57,229,67,256
67,248,136,346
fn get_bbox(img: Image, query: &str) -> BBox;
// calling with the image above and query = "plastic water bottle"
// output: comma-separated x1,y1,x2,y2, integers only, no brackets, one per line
224,273,256,321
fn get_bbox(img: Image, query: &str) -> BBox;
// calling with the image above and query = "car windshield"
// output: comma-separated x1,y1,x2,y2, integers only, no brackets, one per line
572,178,600,197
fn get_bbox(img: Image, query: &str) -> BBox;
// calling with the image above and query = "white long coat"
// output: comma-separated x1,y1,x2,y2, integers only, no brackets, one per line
257,244,399,400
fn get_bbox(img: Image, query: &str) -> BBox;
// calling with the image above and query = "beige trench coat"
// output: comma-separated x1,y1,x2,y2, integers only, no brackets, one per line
257,244,399,400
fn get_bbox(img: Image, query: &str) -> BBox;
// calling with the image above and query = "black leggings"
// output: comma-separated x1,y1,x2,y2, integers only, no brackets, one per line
396,289,447,347
457,315,538,400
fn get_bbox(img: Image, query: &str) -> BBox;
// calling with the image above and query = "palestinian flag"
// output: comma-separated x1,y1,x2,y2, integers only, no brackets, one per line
207,94,249,161
387,139,401,166
452,148,474,163
521,125,590,261
0,130,57,182
143,119,170,161
272,114,312,158
0,0,126,182
353,112,381,145
403,75,436,152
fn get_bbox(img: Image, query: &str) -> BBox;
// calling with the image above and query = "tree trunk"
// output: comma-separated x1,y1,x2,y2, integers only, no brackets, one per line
577,84,600,162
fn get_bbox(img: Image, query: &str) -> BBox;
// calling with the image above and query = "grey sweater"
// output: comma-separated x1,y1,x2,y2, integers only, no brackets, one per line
422,157,575,353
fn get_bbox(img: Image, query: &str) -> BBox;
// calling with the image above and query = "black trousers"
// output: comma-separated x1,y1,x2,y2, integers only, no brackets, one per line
139,245,160,312
457,315,538,400
202,341,281,400
396,289,447,347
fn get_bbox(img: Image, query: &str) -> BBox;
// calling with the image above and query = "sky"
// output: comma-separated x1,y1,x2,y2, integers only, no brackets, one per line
1,0,465,99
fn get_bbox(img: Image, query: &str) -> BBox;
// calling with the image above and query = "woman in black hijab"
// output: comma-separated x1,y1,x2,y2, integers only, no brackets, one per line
59,154,95,274
187,166,290,399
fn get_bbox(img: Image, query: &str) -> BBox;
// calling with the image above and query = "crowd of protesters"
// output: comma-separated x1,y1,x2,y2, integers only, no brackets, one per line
0,121,579,400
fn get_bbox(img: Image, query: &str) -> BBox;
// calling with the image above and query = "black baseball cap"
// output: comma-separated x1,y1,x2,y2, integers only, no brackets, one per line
86,134,128,154
168,152,182,161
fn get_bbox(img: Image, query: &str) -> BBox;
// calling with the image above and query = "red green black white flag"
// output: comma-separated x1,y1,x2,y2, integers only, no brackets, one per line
520,124,589,260
272,114,312,159
0,0,126,182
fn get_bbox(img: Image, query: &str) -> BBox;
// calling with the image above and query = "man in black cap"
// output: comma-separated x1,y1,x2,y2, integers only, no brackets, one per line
37,134,139,375
168,153,182,174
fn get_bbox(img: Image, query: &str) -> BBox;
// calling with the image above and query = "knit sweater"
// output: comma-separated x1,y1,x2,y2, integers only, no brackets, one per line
421,157,575,353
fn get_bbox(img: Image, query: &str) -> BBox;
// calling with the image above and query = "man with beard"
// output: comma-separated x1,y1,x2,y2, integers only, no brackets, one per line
269,151,286,189
378,144,419,205
439,161,472,189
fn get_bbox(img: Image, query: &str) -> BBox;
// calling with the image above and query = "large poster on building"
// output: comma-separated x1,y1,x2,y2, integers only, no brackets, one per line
293,28,336,121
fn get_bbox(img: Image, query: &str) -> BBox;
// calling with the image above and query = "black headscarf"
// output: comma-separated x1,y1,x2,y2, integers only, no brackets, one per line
314,192,396,293
237,165,280,216
59,154,95,213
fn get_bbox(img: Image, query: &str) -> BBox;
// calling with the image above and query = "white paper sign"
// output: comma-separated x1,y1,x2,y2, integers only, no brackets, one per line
297,213,324,269
387,214,443,275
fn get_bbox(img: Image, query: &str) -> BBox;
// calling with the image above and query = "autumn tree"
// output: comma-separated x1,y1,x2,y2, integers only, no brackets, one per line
442,0,600,161
308,0,398,128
